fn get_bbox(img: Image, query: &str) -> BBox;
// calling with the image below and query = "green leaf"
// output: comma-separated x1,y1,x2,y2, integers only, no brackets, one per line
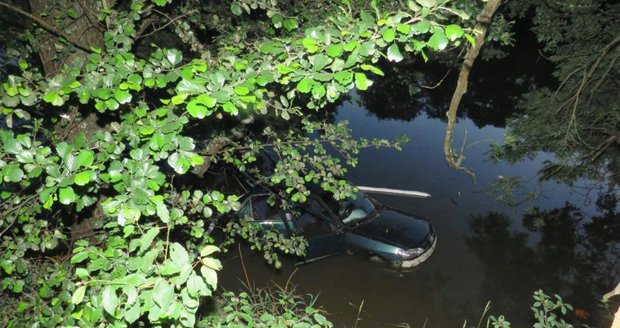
76,150,94,167
283,18,297,31
186,273,207,298
152,0,167,6
312,84,326,99
314,313,329,325
170,242,190,268
277,64,295,74
354,73,370,91
301,38,319,53
114,90,132,104
74,170,93,186
445,24,464,41
160,260,181,275
411,20,431,34
138,228,159,254
156,202,170,223
296,77,314,93
196,94,216,108
6,165,24,182
168,152,190,174
71,286,86,305
326,44,343,58
75,268,89,279
361,64,384,76
177,79,207,94
387,44,404,62
186,101,208,119
234,85,250,96
222,102,238,115
67,80,81,89
427,28,449,51
124,301,141,324
448,7,471,20
416,0,436,7
464,33,476,46
200,266,218,290
165,49,183,66
359,41,376,57
3,83,18,97
152,278,174,309
43,91,64,106
230,3,242,15
333,71,353,85
189,154,204,166
18,60,28,70
0,260,13,275
397,23,411,35
71,251,89,264
312,54,330,71
201,257,222,270
200,245,219,257
59,187,76,205
381,28,396,42
102,285,118,316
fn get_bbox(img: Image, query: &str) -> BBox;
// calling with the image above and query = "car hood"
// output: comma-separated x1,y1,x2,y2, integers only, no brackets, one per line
350,209,432,249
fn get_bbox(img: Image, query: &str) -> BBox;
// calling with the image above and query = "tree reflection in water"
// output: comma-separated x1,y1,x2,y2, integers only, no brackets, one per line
466,192,619,327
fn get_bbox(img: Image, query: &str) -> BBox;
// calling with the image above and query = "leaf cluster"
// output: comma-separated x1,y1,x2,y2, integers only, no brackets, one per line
0,0,468,325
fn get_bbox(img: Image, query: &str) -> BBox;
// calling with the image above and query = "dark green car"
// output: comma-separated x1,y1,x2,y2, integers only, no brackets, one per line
239,187,437,268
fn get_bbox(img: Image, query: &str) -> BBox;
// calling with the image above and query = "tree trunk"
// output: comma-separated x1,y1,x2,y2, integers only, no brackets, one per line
27,0,108,240
443,0,502,181
29,0,105,76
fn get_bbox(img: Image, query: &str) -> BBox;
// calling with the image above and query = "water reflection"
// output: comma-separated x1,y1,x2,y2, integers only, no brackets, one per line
217,29,618,328
467,192,620,327
356,30,552,129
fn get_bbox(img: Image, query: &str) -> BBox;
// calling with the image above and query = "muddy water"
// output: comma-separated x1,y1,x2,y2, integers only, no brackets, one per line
219,40,619,327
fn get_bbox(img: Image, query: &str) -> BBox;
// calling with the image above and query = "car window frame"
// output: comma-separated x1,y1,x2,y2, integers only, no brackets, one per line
244,194,295,234
242,191,345,236
304,195,343,228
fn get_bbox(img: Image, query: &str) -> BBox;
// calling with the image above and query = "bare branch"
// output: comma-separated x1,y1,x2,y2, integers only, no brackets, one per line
0,1,94,53
443,0,502,182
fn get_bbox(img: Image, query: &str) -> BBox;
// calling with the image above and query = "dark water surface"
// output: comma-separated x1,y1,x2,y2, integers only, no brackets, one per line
219,41,619,327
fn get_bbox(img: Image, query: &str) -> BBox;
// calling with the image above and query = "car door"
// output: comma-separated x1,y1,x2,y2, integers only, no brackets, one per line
249,195,294,234
294,197,346,263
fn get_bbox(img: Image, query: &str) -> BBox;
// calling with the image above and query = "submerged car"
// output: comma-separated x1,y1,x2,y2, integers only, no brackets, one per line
238,187,437,268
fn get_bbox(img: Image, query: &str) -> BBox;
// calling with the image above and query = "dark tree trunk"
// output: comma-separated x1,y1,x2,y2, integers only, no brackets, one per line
29,0,105,76
27,0,109,240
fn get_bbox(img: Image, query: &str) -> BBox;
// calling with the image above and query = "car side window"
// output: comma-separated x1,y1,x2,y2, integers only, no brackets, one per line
296,212,333,237
251,196,281,221
295,199,336,237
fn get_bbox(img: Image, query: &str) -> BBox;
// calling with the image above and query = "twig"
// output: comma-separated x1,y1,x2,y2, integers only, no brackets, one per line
588,48,620,102
420,68,452,89
238,244,253,293
353,300,364,328
476,301,492,328
284,267,298,293
137,9,194,40
0,1,93,53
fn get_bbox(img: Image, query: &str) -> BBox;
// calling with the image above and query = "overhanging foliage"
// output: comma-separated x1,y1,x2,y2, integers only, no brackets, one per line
0,0,469,326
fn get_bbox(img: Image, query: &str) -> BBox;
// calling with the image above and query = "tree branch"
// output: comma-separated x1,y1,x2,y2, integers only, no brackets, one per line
0,1,93,53
443,0,502,182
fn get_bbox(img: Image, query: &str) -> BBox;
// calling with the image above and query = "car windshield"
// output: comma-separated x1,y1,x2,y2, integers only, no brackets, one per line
338,192,378,225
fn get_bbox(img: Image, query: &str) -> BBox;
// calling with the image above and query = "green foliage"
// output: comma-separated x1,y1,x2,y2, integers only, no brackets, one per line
201,285,332,327
482,175,541,207
500,0,620,187
0,0,467,325
489,290,574,328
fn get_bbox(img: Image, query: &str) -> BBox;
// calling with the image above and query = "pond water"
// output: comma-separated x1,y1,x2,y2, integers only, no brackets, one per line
219,35,619,327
